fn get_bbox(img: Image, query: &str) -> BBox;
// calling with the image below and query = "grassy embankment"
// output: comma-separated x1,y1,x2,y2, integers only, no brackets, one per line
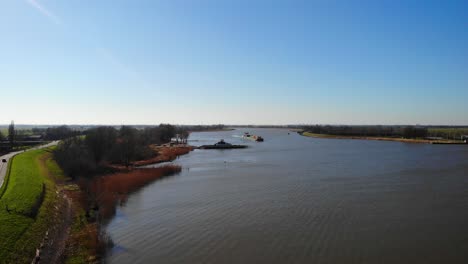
0,148,60,263
0,146,98,263
301,132,463,144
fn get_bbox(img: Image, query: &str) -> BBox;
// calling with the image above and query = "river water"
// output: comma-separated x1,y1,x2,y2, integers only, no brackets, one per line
106,128,468,264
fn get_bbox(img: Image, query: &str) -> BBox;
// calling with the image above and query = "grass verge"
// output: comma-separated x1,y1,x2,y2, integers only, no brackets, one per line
0,148,60,263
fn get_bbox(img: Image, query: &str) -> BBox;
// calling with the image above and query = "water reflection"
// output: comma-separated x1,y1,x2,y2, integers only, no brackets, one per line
106,128,468,264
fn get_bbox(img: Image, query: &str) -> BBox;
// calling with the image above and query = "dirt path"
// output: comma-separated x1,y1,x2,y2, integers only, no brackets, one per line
35,190,73,264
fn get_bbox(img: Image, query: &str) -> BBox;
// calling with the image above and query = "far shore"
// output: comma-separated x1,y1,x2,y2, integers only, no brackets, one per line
301,132,465,144
188,128,235,133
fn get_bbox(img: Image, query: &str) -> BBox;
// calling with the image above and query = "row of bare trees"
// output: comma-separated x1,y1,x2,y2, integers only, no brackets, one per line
54,124,181,179
302,125,428,138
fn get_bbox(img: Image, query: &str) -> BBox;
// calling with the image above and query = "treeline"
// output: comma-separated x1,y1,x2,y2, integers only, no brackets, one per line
427,127,468,140
33,125,81,140
302,125,429,138
182,124,226,132
1,125,82,142
54,124,180,179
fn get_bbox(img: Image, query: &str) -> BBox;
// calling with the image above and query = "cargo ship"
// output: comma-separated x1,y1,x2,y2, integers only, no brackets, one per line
242,132,264,142
199,139,247,149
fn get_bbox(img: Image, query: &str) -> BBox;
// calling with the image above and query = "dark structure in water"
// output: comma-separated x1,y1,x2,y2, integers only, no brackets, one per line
199,139,247,149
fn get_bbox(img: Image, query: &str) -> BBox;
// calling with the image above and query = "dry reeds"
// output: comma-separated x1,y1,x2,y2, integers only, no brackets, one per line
83,165,181,220
133,145,193,166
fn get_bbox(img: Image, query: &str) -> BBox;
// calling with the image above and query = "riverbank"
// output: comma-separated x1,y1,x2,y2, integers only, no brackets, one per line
64,143,192,261
0,142,194,263
84,166,182,220
133,144,194,167
301,132,465,144
188,128,235,133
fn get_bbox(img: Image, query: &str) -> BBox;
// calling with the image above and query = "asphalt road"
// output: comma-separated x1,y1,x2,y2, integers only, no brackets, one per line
0,141,59,189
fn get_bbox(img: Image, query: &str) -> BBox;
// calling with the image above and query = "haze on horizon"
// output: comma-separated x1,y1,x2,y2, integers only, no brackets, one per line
1,0,467,126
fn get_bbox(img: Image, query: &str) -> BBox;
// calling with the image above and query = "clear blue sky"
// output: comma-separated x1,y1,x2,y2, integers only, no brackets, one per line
1,0,467,125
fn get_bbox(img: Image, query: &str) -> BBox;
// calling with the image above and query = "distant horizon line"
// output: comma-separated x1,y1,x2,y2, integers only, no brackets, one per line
1,123,468,127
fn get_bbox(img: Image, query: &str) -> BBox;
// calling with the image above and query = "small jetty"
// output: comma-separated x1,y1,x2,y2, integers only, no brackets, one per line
242,132,264,142
199,139,247,149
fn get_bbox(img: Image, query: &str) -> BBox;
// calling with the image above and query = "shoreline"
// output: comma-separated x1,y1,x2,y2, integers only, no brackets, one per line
66,144,194,262
300,132,465,144
188,128,235,133
133,144,194,167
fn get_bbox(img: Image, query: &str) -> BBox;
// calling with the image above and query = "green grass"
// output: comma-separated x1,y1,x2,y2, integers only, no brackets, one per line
0,150,45,216
45,147,69,181
0,148,61,263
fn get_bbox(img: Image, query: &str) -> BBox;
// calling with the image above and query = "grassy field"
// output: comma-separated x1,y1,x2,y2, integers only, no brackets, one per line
0,148,61,263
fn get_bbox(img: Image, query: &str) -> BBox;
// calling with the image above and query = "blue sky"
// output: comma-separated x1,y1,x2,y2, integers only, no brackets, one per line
1,0,467,125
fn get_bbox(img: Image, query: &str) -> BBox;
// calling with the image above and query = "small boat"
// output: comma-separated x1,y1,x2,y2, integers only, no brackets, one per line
199,139,247,149
242,132,264,142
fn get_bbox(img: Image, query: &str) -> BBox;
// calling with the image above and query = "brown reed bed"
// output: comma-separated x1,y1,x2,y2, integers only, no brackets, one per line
64,148,187,261
62,166,181,262
81,165,182,220
133,145,193,166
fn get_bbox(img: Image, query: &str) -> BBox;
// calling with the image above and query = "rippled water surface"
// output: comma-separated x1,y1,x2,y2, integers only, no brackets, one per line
106,128,468,264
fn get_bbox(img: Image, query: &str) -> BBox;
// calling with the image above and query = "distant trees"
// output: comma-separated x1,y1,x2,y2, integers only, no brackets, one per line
8,121,15,149
177,128,190,144
301,125,429,139
85,126,118,163
116,126,138,167
402,126,428,138
426,127,468,140
44,125,77,140
54,137,96,179
181,124,225,132
302,125,397,137
54,124,181,178
158,124,176,143
0,130,4,141
141,127,161,145
138,124,178,145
